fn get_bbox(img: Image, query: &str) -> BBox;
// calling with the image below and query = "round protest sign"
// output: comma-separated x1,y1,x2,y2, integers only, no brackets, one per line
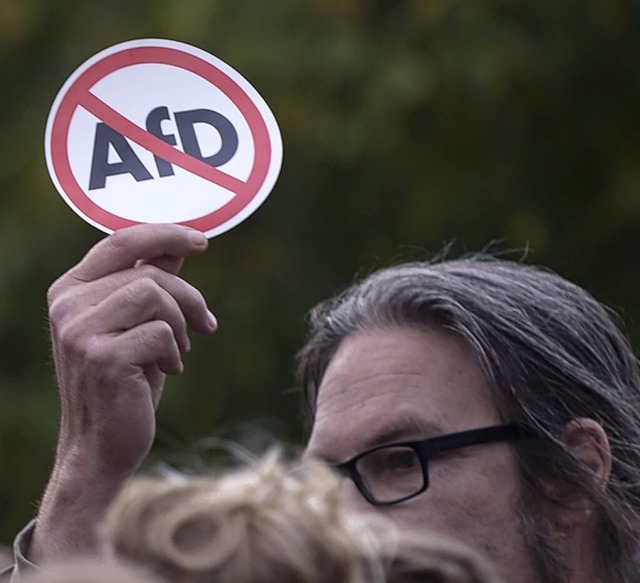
44,39,283,238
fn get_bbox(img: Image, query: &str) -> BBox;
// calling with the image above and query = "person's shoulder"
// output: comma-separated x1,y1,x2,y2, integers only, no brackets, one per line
0,564,15,581
1,520,38,581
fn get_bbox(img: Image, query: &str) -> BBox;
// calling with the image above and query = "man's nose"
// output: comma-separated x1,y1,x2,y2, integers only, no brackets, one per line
340,478,372,513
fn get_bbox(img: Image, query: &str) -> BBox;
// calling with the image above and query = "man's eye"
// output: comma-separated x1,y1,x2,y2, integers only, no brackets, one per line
366,447,419,475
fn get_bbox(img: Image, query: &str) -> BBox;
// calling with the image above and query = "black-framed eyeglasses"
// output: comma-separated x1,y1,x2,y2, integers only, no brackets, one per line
332,424,527,506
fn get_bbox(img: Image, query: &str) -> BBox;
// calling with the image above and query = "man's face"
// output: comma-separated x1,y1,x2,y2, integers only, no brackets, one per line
305,326,542,583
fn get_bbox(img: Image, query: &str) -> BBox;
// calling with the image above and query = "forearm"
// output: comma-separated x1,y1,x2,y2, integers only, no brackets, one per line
31,447,133,564
31,225,214,565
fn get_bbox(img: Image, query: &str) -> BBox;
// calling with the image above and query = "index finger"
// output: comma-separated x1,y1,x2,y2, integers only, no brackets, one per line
65,224,208,284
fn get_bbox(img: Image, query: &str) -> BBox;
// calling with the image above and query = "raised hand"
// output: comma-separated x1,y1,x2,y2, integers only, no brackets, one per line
32,224,217,562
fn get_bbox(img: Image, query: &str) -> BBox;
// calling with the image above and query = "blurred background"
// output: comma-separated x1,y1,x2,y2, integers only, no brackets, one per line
0,0,639,544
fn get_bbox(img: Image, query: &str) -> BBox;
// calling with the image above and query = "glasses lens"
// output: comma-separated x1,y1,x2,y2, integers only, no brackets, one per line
355,446,424,504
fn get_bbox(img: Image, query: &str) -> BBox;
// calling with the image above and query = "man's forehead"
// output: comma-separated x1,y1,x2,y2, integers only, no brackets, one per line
306,410,448,462
306,327,502,461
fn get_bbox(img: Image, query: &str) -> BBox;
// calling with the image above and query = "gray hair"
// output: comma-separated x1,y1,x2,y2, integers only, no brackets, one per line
296,256,640,582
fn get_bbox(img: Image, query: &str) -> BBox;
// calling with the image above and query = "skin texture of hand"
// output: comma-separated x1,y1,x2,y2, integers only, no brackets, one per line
31,224,217,563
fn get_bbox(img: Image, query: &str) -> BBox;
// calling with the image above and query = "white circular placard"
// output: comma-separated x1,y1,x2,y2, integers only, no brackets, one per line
45,39,283,238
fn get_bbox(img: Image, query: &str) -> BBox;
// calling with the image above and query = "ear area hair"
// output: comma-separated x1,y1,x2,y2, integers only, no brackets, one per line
546,418,612,531
562,418,612,492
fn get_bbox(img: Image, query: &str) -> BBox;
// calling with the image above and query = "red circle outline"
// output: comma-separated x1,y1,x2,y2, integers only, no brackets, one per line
49,45,272,232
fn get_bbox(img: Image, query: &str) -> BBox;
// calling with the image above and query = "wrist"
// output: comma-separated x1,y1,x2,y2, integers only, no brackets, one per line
31,442,135,563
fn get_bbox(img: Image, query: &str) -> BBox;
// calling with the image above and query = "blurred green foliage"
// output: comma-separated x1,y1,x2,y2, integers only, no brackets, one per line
0,0,639,543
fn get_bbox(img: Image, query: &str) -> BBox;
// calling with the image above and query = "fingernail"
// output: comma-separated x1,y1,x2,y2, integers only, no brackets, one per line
207,310,218,331
188,230,207,246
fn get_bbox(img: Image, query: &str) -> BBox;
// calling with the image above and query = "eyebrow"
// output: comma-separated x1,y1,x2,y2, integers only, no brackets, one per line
305,415,445,464
360,414,445,450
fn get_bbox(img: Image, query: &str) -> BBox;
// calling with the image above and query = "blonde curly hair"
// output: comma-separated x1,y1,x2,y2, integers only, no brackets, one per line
101,451,501,583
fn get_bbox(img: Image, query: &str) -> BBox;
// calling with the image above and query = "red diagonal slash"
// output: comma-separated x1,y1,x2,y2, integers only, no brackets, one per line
80,91,247,194
48,43,275,233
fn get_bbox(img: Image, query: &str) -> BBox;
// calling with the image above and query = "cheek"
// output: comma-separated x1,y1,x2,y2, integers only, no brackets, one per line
379,453,524,551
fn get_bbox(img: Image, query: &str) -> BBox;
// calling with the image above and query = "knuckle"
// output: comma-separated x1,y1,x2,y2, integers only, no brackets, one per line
145,321,179,360
82,338,123,380
48,293,73,325
123,277,163,307
149,320,175,344
105,229,129,253
86,337,113,367
49,292,79,327
47,276,66,307
133,263,161,281
57,317,89,356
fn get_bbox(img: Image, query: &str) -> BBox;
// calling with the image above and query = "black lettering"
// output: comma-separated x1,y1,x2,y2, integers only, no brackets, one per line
174,109,238,168
88,123,153,190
